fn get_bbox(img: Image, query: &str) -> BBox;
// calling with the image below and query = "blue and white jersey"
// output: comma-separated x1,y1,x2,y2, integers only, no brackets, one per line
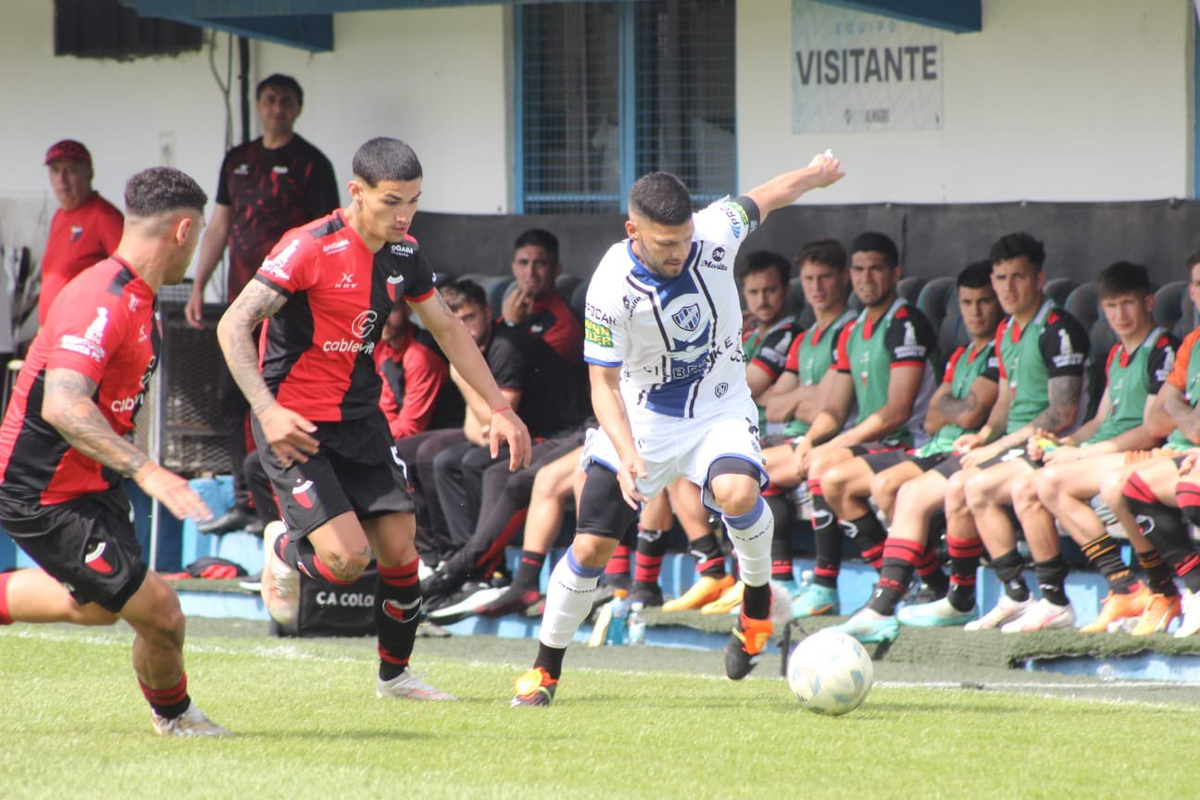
583,196,760,425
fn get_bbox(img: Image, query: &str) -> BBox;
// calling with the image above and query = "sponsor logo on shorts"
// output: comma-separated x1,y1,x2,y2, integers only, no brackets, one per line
585,318,613,348
84,541,114,574
292,479,314,509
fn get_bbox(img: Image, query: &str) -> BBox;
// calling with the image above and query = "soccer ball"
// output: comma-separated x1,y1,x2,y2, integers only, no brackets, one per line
786,630,873,716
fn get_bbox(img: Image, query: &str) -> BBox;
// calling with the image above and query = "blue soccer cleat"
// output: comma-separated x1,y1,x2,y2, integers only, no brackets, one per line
791,583,839,619
825,608,900,644
898,596,977,628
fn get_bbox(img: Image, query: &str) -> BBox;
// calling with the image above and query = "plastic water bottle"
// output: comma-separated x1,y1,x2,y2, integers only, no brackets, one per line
607,589,629,645
627,601,647,645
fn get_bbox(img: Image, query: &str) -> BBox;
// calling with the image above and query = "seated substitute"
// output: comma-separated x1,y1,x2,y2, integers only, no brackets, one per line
499,227,583,363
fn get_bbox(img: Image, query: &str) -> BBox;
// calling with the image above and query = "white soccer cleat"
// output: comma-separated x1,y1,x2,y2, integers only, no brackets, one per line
964,595,1032,631
151,704,231,737
1174,589,1200,638
1000,598,1075,633
376,669,456,701
260,521,299,626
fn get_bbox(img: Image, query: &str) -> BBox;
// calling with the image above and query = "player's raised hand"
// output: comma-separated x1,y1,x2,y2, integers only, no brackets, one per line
617,453,648,510
184,286,206,329
257,401,319,466
501,285,532,325
136,463,213,522
491,407,532,470
808,149,845,188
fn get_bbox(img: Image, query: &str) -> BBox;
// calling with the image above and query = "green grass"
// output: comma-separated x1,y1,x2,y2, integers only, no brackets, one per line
2,624,1198,799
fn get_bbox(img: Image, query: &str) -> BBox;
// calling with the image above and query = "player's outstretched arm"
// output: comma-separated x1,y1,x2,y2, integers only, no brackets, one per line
413,291,531,469
42,368,212,521
590,364,646,509
743,151,845,225
217,279,319,466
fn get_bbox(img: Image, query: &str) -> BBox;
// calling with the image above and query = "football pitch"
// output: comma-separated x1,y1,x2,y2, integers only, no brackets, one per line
2,618,1198,800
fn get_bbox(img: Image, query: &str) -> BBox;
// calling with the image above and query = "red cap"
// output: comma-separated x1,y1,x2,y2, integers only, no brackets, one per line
44,139,92,167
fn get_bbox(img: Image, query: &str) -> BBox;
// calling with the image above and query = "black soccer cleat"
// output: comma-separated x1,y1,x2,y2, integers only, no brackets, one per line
723,614,773,681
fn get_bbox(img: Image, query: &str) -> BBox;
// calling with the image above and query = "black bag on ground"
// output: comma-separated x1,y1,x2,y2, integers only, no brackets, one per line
270,565,378,638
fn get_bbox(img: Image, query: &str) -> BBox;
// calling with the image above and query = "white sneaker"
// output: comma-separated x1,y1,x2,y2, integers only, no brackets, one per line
261,520,299,626
964,595,1032,631
151,704,231,737
427,584,506,623
376,668,456,701
1174,589,1200,638
1000,598,1076,633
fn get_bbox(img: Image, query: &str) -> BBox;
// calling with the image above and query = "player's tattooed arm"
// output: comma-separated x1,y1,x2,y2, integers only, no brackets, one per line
1029,374,1082,435
927,376,997,435
216,280,288,416
41,368,152,476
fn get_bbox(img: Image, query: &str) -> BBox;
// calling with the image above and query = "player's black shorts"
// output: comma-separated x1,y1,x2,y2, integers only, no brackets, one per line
977,447,1038,471
253,410,415,539
912,453,963,478
575,461,639,541
848,438,906,459
0,487,147,613
860,449,911,473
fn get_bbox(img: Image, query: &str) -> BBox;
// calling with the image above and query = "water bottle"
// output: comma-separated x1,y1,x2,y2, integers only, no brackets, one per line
607,589,629,645
627,601,647,645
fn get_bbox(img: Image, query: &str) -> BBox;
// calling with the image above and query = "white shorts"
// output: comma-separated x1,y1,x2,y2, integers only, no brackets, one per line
582,407,767,512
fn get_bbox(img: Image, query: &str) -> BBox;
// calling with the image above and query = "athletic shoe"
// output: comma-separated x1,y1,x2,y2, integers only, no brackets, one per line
510,667,557,707
476,585,542,618
790,583,839,619
627,580,664,608
724,613,773,680
1131,592,1182,637
376,668,456,701
237,573,262,593
963,595,1032,631
151,704,231,737
260,521,298,626
826,608,899,644
427,583,506,624
897,596,977,628
1174,589,1200,638
417,620,452,638
909,579,948,605
1079,585,1151,634
700,580,744,615
662,574,735,612
1000,598,1075,633
772,579,801,602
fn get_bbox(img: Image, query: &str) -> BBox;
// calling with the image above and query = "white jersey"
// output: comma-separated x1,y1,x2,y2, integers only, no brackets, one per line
583,197,760,425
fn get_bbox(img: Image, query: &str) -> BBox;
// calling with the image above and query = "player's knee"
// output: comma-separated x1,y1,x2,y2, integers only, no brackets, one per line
964,474,992,511
1010,477,1039,515
1036,468,1065,507
76,605,121,626
870,471,899,507
709,475,759,516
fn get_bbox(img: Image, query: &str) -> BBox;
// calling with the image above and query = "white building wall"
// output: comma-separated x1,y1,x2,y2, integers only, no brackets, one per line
737,0,1194,203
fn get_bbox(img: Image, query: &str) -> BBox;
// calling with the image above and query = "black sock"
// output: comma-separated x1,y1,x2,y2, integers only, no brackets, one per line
765,494,795,581
1126,475,1200,591
689,532,727,579
742,583,771,620
1137,549,1179,597
946,535,982,612
916,544,950,596
139,673,190,719
512,550,546,591
990,549,1030,602
534,642,566,680
844,512,887,570
867,539,922,616
377,560,421,681
1033,555,1069,606
809,481,842,589
1081,534,1136,594
604,544,632,589
634,528,668,585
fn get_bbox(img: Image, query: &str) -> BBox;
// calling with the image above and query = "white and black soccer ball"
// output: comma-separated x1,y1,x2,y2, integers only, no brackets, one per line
786,630,873,716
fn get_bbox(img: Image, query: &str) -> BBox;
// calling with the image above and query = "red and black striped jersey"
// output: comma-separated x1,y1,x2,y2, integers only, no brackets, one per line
255,209,437,422
0,258,160,505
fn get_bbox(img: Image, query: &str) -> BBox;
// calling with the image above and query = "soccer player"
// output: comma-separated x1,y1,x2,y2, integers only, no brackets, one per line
787,232,938,618
0,167,227,737
217,137,531,701
826,261,1003,642
510,151,845,706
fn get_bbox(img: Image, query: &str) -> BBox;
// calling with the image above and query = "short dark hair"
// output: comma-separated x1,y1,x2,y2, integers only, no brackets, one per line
514,229,559,263
440,279,488,312
850,232,899,268
256,74,303,105
353,137,423,186
1097,261,1151,299
124,167,207,218
795,238,846,271
737,250,790,287
989,232,1045,269
958,260,994,289
1186,250,1200,272
629,172,692,226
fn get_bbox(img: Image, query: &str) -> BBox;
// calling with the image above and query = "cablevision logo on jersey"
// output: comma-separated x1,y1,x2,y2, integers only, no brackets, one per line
323,310,378,354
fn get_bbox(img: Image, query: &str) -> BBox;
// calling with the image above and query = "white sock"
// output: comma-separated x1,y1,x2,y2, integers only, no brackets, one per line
723,497,773,587
538,548,604,649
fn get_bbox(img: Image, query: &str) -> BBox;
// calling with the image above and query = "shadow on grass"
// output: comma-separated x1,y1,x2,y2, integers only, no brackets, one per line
230,728,435,742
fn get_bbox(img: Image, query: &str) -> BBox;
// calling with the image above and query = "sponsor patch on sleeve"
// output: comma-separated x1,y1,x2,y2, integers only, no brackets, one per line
585,318,613,348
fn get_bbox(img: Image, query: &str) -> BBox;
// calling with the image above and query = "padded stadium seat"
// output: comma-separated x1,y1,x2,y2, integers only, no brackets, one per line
486,276,515,311
897,276,925,304
915,277,955,335
937,311,968,360
1153,281,1189,337
556,273,582,301
1045,277,1077,307
1064,282,1099,332
795,304,816,330
570,280,588,321
433,270,457,288
1086,316,1117,418
786,278,806,320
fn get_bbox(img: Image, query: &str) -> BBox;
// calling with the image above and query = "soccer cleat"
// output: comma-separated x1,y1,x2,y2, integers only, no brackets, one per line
1174,590,1200,638
909,580,948,605
898,596,977,628
426,583,506,624
151,704,231,737
627,580,664,608
1131,592,1182,637
771,579,802,602
416,620,452,638
510,667,557,707
826,608,900,644
377,668,456,701
790,583,839,619
260,521,299,626
1000,598,1075,633
662,574,735,612
1079,585,1151,634
964,595,1032,631
700,580,744,615
476,585,543,618
724,613,773,680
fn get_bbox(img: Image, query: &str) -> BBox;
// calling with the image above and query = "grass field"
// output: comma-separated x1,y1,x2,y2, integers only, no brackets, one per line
2,619,1198,799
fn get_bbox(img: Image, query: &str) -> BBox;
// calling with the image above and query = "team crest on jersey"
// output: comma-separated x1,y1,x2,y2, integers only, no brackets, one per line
386,273,405,303
70,225,84,243
672,303,702,332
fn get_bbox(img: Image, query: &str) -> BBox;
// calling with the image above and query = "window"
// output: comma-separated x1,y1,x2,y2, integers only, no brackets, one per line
516,0,736,214
55,0,202,61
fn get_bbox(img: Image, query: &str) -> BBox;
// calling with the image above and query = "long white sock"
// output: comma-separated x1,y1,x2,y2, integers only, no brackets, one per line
538,547,604,649
723,497,774,588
